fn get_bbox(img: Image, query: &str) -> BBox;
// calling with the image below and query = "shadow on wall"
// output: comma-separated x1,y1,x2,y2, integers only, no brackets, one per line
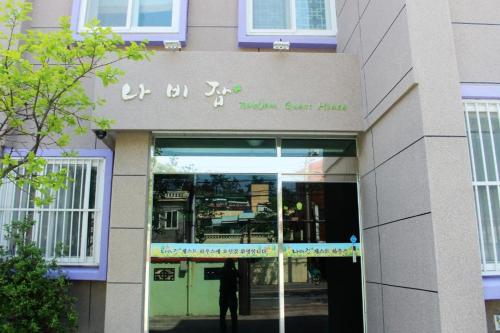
149,315,328,333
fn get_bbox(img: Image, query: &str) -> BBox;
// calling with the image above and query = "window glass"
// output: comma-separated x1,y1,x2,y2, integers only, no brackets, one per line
281,139,356,157
479,112,497,181
152,174,278,244
86,0,128,27
0,159,105,265
492,112,500,171
154,138,277,157
137,0,173,27
465,101,500,271
295,0,331,30
250,0,335,33
468,112,486,182
253,0,291,29
478,186,495,263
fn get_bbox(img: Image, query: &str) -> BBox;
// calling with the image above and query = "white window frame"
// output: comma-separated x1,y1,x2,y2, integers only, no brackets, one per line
464,100,500,274
160,210,179,230
78,0,181,34
0,158,106,267
246,0,337,36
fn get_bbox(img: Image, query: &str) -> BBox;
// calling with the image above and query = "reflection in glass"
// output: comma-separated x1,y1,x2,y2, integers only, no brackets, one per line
285,257,329,332
86,0,128,27
155,138,277,157
138,0,173,27
468,112,486,182
282,182,363,332
295,0,331,30
153,175,193,243
148,258,279,333
283,182,326,243
253,0,291,29
479,112,496,181
195,174,277,244
281,139,356,158
152,174,278,245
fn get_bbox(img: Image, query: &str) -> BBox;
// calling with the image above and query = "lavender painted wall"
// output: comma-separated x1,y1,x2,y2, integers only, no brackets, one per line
462,83,500,100
70,0,189,46
237,0,337,49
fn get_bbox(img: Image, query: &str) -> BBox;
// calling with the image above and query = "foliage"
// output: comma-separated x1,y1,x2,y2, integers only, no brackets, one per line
0,1,152,331
0,218,77,333
0,0,151,204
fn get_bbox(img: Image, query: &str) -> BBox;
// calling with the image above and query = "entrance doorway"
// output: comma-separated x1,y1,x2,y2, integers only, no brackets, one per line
146,138,364,333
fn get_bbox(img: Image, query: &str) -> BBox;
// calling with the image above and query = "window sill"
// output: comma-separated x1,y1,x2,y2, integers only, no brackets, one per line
484,275,500,300
238,34,337,49
61,266,107,281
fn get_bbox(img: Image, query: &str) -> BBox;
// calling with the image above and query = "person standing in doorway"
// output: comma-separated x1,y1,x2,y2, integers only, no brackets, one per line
219,258,240,333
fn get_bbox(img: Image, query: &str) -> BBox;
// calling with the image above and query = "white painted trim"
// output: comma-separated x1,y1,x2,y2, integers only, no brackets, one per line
465,99,500,272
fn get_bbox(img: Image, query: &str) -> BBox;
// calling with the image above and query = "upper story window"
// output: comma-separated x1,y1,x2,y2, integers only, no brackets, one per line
239,0,337,48
72,0,188,45
249,0,336,36
80,0,180,33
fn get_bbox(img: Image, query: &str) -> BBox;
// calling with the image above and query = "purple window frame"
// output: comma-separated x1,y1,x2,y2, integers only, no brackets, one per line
238,0,337,49
462,83,500,300
70,0,189,46
3,148,113,281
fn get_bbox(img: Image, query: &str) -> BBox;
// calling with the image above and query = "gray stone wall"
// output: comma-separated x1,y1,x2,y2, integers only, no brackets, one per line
449,0,500,83
18,0,494,332
104,132,150,332
25,0,107,150
70,281,106,333
338,0,487,332
450,1,500,330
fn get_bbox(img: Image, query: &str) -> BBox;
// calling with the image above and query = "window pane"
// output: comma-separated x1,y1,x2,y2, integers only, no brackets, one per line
195,174,277,244
86,0,128,27
155,138,277,157
253,0,291,29
89,166,98,209
295,0,331,30
490,186,500,262
137,0,173,27
479,112,497,181
478,186,495,263
469,112,486,182
152,174,278,244
281,139,356,157
73,164,84,209
492,112,500,179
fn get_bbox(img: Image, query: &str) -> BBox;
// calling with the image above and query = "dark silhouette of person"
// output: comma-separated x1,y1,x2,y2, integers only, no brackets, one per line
219,258,240,333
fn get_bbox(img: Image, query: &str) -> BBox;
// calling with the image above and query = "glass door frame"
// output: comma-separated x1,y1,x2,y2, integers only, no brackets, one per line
144,135,365,333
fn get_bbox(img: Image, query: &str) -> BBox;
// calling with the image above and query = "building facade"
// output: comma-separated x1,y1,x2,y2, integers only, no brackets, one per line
3,0,500,332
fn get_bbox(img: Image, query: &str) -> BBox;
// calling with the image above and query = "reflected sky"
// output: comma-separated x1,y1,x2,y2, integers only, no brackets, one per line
152,156,358,177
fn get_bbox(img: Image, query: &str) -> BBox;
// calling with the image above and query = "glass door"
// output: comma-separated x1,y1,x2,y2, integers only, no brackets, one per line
149,173,280,333
281,181,363,333
147,137,363,333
